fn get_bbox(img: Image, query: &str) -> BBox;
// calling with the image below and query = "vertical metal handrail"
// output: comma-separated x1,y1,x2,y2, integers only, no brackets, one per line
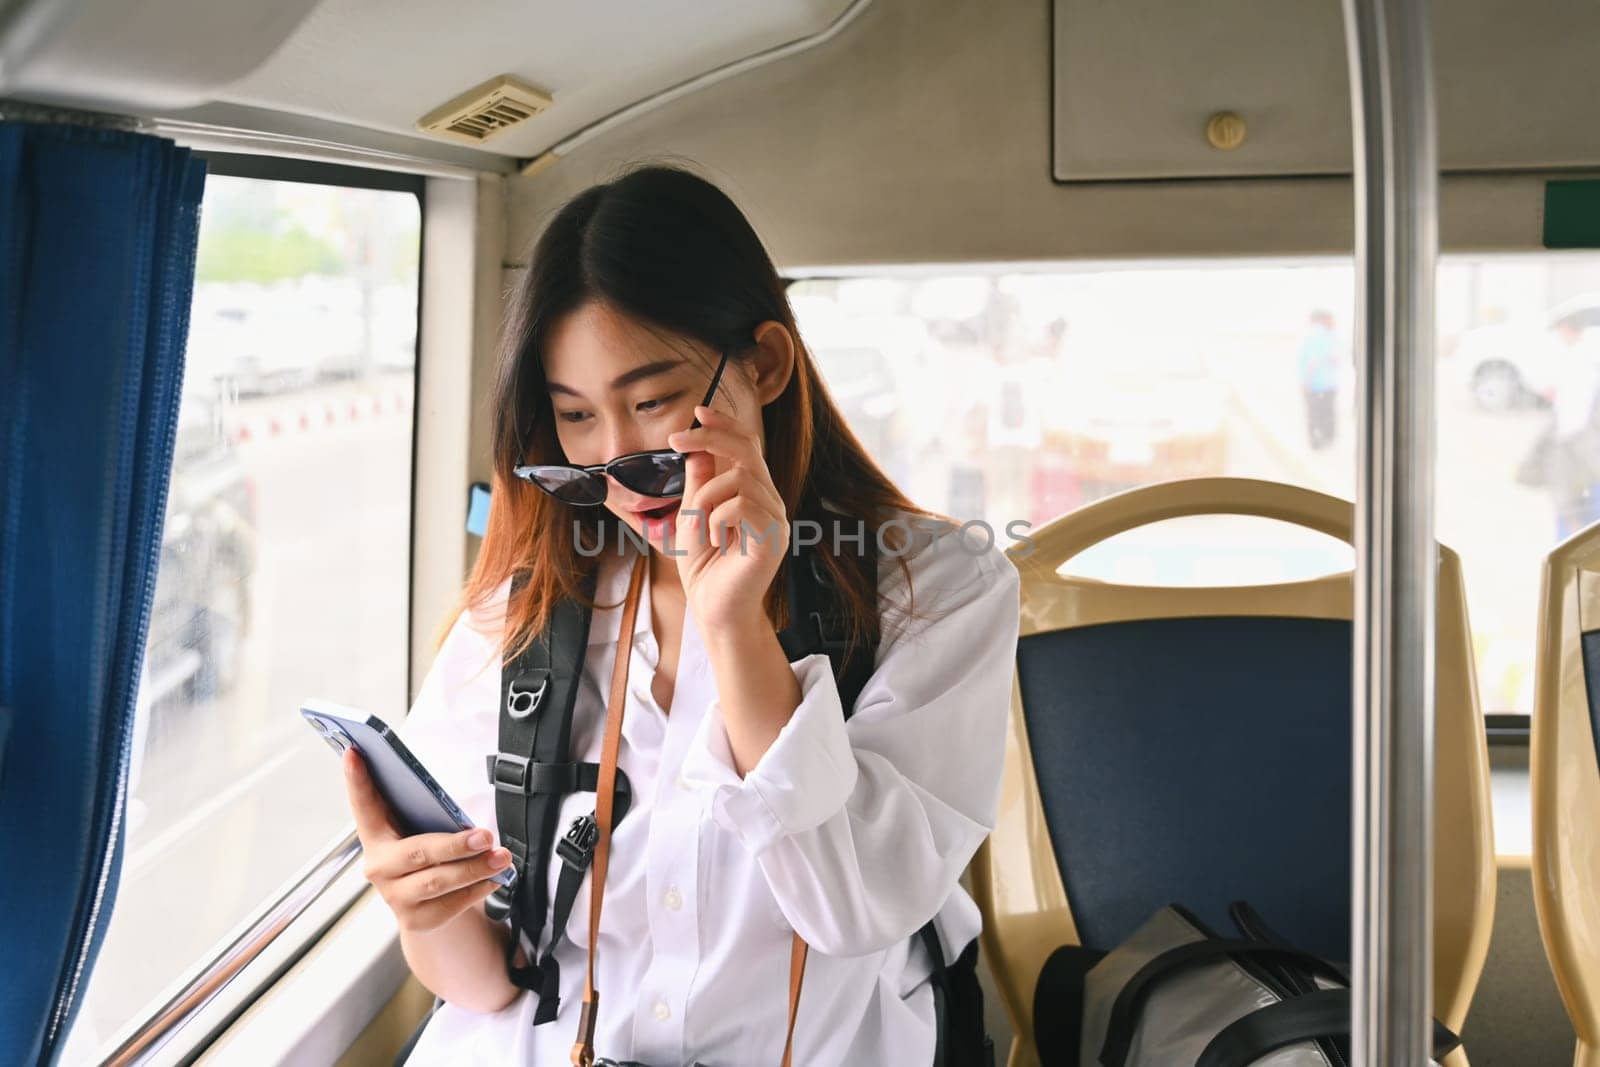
1340,0,1439,1062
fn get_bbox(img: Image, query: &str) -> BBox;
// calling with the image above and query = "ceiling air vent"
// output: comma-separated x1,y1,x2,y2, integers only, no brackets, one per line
417,75,552,145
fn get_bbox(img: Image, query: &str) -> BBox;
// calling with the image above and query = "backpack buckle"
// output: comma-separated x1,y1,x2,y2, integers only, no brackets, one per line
556,812,599,872
508,669,549,720
486,755,588,795
486,752,533,792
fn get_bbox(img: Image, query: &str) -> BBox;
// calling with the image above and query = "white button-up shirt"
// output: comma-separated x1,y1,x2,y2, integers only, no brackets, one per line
398,520,1020,1065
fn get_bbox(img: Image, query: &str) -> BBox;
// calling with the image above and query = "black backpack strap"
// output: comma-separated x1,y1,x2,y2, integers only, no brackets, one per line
1033,944,1109,1067
521,796,628,1023
1195,988,1462,1067
778,509,879,719
920,923,950,1067
1101,939,1349,1067
1196,989,1350,1067
487,570,613,1024
1228,900,1347,1065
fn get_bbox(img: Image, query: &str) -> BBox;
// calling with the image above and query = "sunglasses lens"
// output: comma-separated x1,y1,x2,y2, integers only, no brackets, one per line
609,451,687,497
520,466,607,505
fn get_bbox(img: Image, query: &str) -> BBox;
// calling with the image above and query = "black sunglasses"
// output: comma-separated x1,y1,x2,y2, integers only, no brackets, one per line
513,349,731,506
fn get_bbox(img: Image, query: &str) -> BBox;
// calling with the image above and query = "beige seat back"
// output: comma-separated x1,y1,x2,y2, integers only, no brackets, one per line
970,477,1495,1067
1531,528,1600,1067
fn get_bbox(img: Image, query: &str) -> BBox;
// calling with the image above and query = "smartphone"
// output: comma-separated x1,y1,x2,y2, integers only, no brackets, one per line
301,699,514,886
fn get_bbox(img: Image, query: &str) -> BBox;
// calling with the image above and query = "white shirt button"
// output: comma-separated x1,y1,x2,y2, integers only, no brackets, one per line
663,886,683,911
652,998,671,1021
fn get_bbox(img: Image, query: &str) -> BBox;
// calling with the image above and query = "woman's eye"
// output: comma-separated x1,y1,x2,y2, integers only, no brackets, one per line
557,410,589,424
637,393,681,414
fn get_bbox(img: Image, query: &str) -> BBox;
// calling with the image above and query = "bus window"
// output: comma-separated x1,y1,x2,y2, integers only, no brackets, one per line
57,170,421,1061
791,253,1600,720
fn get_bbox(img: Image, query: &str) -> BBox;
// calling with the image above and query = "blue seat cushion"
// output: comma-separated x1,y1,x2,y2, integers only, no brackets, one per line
1016,615,1353,962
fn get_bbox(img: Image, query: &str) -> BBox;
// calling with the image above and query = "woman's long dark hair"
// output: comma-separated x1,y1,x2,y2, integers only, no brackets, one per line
459,162,932,665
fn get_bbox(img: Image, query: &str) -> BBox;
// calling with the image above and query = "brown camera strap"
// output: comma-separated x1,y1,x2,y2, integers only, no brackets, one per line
782,935,807,1067
570,554,808,1067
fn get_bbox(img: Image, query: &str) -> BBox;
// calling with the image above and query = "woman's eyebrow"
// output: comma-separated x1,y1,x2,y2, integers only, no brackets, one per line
547,359,684,397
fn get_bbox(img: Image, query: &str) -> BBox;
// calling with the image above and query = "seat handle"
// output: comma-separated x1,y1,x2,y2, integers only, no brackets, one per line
1009,477,1355,576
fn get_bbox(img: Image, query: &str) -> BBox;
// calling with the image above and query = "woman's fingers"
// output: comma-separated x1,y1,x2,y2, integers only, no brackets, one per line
690,465,786,529
667,407,763,470
403,877,504,934
706,494,787,554
393,848,514,907
345,750,515,934
342,748,401,845
676,448,719,551
363,826,497,881
671,408,783,553
669,426,759,468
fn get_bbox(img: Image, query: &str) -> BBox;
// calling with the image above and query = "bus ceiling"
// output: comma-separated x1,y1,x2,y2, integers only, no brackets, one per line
2,0,1600,260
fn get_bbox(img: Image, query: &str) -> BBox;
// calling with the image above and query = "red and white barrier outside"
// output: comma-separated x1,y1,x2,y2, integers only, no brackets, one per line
226,388,410,444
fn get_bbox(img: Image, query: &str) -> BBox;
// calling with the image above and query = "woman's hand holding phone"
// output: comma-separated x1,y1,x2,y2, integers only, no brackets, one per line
342,747,513,933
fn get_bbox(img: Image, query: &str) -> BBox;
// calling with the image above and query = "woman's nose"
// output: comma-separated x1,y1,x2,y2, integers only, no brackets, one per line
600,421,653,462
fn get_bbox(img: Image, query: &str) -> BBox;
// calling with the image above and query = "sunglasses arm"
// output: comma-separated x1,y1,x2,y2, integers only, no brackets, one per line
686,348,732,431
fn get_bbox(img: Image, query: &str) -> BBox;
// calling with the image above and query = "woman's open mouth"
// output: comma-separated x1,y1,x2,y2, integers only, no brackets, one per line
635,500,681,534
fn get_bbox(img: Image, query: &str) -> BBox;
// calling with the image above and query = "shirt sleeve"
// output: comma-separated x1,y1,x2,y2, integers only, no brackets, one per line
679,525,1022,957
397,589,507,839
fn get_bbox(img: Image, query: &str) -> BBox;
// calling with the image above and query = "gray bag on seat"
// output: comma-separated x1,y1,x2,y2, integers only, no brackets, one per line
1078,904,1460,1067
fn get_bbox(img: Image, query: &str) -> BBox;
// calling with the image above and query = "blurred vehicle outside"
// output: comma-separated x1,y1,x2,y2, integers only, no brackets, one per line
140,390,258,748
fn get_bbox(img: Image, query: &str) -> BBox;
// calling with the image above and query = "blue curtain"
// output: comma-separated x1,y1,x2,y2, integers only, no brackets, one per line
0,123,206,1064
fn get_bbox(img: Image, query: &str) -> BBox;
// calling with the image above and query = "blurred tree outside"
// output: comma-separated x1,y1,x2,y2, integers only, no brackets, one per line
196,224,344,284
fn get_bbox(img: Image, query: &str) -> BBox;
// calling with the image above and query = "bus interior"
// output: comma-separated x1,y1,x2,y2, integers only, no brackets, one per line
4,0,1600,1063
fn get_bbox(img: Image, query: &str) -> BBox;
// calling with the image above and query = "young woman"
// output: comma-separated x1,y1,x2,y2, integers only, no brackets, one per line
341,164,1020,1065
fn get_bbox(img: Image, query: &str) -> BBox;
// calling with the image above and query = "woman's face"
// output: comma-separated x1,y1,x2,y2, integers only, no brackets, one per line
542,301,763,544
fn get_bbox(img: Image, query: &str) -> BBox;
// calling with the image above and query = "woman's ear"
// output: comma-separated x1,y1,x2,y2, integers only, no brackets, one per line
749,320,796,406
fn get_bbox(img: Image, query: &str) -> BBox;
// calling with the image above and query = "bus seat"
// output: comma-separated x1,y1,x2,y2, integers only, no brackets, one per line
1531,526,1600,1067
969,477,1495,1067
339,977,436,1067
385,990,441,1067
